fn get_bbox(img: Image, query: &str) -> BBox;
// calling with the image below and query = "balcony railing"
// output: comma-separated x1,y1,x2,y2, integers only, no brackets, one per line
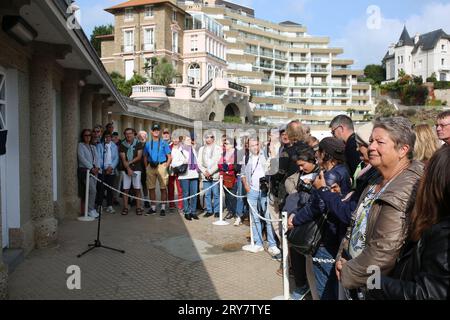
141,43,155,51
259,63,273,68
289,82,310,87
132,84,167,95
122,44,136,53
228,81,248,93
289,68,308,72
310,82,329,87
311,68,329,73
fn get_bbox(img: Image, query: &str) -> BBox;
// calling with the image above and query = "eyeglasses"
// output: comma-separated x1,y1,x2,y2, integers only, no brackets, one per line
84,134,91,137
435,123,450,129
331,126,342,136
163,132,170,134
94,130,101,133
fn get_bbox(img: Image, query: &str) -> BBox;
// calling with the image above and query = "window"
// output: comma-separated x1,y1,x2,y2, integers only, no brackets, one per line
144,5,153,18
398,56,400,64
172,10,177,21
123,30,134,52
442,58,445,66
190,35,198,51
401,56,403,64
124,8,134,21
188,63,201,86
143,28,154,51
208,64,213,81
172,31,179,53
442,44,446,51
419,60,423,68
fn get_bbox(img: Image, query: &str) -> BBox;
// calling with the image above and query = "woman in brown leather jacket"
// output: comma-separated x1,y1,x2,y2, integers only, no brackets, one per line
368,146,450,300
335,117,424,298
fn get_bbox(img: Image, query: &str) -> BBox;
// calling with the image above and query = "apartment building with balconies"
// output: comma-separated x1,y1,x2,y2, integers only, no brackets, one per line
178,0,373,128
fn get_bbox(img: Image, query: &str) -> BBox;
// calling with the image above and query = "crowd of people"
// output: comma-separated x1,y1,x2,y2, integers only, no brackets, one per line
77,110,450,300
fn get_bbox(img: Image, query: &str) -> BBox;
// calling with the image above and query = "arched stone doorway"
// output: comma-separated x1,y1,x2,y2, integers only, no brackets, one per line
209,112,216,121
224,103,240,117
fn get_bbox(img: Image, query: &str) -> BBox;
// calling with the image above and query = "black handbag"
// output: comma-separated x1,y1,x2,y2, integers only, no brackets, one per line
172,150,188,175
287,212,328,255
173,163,188,175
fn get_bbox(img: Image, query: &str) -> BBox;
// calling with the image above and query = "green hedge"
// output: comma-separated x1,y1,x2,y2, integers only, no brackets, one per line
434,81,450,89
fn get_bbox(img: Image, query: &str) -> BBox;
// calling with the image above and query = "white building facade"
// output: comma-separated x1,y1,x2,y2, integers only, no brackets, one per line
384,27,450,81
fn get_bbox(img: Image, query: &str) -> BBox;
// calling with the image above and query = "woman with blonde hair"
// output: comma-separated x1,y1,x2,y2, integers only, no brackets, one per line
413,124,440,164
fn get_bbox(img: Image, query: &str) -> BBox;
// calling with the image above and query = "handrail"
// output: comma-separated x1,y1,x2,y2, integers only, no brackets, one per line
199,79,213,97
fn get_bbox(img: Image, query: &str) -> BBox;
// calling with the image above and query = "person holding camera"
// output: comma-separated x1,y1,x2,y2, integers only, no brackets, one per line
242,136,280,258
119,128,144,216
198,133,222,218
288,137,351,300
283,145,319,300
144,124,172,216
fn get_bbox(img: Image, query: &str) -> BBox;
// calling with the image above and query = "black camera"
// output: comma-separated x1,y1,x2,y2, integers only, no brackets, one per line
260,177,269,195
297,178,313,193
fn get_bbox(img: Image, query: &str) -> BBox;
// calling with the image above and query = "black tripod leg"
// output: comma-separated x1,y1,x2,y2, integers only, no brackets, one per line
99,245,125,254
77,245,97,258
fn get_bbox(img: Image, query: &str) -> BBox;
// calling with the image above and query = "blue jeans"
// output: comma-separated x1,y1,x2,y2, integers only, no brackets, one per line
180,179,198,215
247,189,276,248
236,176,245,217
312,246,338,300
203,180,220,214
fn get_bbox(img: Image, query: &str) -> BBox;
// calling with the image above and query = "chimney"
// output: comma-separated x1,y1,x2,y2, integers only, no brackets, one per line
388,43,395,55
414,33,420,44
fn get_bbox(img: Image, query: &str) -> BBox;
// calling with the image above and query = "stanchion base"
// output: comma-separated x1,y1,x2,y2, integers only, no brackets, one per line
242,244,265,253
272,295,288,300
77,216,96,222
213,220,230,226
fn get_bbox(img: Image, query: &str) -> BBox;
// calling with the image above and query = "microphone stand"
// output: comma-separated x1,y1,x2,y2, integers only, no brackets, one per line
78,140,125,258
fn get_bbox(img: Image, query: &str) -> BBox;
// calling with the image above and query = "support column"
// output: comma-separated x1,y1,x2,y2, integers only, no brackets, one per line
0,175,7,299
144,119,152,133
135,117,144,132
121,115,134,130
92,94,103,127
30,48,58,248
80,85,94,130
61,69,80,218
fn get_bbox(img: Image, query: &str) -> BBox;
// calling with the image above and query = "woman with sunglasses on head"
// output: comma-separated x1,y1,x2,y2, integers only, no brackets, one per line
77,129,100,219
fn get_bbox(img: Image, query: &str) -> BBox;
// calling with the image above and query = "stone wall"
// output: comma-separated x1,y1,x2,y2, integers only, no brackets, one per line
434,89,450,106
167,90,250,123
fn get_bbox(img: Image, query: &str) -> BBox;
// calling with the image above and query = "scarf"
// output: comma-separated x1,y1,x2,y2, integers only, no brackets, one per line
183,145,198,171
122,138,138,162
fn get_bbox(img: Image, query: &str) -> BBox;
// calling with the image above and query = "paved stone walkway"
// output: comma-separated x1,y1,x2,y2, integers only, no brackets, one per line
8,209,286,300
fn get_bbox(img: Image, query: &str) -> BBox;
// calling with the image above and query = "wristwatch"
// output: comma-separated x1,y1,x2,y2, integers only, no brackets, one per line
319,186,330,192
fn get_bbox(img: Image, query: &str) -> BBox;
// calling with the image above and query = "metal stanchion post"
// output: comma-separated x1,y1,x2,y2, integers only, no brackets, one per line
272,211,290,300
78,170,95,222
213,175,229,226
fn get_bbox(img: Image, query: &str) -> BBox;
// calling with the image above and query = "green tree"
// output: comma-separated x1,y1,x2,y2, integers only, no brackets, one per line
152,57,179,86
375,99,397,117
363,64,386,85
110,71,147,96
90,24,114,56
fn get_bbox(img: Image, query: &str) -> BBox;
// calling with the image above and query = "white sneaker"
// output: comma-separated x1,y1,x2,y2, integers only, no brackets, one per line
242,244,264,253
88,210,99,218
106,206,115,214
268,246,281,256
233,217,242,226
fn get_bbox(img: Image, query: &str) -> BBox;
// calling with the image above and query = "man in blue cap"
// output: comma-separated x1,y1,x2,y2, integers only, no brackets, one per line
143,124,172,216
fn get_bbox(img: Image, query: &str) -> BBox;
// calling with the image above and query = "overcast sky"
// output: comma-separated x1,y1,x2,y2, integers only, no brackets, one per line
77,0,450,69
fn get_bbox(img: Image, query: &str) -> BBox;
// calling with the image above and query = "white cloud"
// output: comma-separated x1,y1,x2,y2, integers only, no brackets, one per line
333,2,450,69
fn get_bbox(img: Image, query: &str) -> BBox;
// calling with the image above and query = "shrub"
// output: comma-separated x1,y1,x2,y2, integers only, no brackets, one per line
434,81,450,89
223,116,242,124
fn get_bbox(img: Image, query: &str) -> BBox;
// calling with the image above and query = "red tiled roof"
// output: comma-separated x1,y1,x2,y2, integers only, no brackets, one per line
105,0,183,13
